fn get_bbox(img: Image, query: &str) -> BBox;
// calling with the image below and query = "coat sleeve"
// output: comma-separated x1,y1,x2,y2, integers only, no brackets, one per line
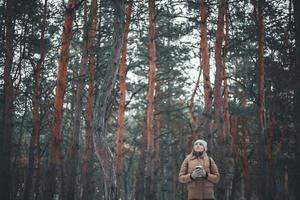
178,157,193,183
206,158,220,184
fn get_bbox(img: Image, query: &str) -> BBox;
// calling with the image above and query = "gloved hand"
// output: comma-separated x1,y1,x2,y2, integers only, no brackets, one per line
190,168,202,180
197,167,207,178
190,166,207,180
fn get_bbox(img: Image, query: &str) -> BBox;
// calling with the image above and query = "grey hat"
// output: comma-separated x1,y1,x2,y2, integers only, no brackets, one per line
194,139,207,151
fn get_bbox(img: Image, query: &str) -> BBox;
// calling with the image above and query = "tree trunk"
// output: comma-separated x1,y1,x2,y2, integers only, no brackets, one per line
23,1,47,200
223,6,230,137
214,0,226,141
214,1,232,199
82,0,97,200
42,1,76,199
146,0,157,150
214,0,226,139
153,82,161,200
92,1,125,199
63,0,94,199
200,0,212,121
135,122,147,200
82,39,95,200
293,0,300,199
145,0,157,199
1,0,14,199
255,0,268,199
223,76,229,135
115,1,133,194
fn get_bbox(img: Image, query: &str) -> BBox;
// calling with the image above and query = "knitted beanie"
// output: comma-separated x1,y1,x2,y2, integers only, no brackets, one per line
194,139,207,151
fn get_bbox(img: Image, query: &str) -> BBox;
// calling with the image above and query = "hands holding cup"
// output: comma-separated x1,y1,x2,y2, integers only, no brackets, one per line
190,165,207,180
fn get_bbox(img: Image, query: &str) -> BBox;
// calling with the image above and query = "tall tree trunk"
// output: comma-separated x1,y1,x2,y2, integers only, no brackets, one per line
223,76,229,135
82,62,95,200
200,0,212,126
82,0,97,200
1,0,14,199
82,36,95,200
146,0,157,150
115,0,133,195
145,0,157,199
214,1,232,199
23,1,47,200
254,0,268,199
223,4,230,137
63,0,94,199
92,1,125,199
135,121,147,200
42,1,76,199
153,82,161,200
293,0,300,199
214,0,226,141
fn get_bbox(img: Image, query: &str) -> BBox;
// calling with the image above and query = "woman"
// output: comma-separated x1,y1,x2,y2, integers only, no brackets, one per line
178,139,220,200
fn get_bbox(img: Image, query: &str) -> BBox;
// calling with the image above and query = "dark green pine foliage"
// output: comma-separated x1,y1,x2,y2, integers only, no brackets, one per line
155,1,197,200
0,0,297,199
122,1,199,200
294,0,300,199
225,0,296,199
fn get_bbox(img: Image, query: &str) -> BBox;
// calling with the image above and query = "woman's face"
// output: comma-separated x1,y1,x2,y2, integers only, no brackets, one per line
193,142,205,152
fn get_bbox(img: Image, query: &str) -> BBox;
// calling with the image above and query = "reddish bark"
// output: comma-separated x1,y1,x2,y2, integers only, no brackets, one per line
154,82,161,168
187,0,212,153
254,0,268,198
115,0,133,178
64,0,92,198
146,0,157,150
50,0,76,167
23,1,47,200
82,0,97,199
214,0,226,139
152,82,161,199
223,6,230,137
200,0,212,115
223,78,229,136
43,1,77,199
144,1,157,199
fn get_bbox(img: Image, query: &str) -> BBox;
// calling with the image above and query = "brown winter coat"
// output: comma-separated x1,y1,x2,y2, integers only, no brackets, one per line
178,152,220,200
